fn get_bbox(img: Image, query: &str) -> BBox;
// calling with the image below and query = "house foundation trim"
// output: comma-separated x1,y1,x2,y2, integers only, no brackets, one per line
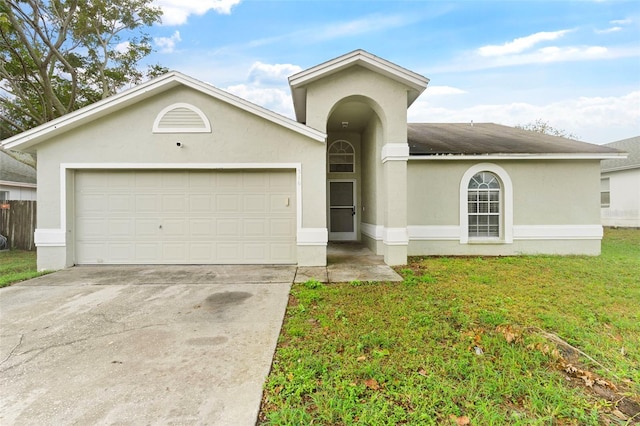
34,229,66,247
513,225,603,240
297,228,329,245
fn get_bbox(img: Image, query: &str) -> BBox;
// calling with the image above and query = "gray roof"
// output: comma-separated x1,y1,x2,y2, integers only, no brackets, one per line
0,148,36,184
408,123,622,156
600,136,639,172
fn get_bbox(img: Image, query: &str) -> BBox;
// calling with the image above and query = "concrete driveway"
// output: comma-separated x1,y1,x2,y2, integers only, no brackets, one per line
0,265,294,425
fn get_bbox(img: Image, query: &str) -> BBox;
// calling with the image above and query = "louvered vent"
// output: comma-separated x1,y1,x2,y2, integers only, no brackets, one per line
152,103,211,133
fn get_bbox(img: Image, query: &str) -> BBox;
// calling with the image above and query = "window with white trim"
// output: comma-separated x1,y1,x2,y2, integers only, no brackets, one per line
328,140,355,173
468,171,501,238
600,178,610,208
0,191,8,201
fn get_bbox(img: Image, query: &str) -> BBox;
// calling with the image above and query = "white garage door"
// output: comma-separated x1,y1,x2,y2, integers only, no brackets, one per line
75,170,296,264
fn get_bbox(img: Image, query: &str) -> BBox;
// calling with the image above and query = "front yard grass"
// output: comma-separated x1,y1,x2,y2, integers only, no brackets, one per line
259,228,640,425
0,249,48,288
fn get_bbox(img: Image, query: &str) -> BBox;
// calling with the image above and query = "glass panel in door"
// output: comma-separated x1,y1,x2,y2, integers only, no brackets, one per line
329,181,356,240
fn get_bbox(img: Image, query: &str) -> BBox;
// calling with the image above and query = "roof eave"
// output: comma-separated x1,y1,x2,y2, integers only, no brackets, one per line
408,153,628,160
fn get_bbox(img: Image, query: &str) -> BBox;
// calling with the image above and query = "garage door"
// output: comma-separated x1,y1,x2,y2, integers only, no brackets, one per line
75,170,296,264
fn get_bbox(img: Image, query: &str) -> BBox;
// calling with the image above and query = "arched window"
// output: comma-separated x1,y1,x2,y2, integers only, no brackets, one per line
328,140,355,173
468,172,501,238
459,163,513,244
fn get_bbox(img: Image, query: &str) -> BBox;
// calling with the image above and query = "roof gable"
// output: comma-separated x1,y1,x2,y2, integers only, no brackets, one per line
601,136,639,172
289,49,429,124
2,72,325,152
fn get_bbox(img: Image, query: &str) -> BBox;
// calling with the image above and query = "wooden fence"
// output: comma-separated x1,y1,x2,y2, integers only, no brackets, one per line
0,200,36,251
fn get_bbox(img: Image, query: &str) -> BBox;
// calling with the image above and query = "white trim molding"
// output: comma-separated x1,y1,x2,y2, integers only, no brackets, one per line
297,228,328,245
57,162,304,247
34,229,66,247
409,153,625,161
459,163,514,244
381,143,410,163
408,225,460,241
383,227,408,245
513,225,603,240
0,180,37,189
361,222,383,240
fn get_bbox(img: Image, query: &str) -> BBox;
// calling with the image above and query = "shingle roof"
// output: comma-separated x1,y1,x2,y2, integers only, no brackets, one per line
0,148,36,184
408,123,622,156
600,136,639,172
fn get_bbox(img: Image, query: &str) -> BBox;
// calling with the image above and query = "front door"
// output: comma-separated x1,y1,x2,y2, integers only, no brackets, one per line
328,180,356,240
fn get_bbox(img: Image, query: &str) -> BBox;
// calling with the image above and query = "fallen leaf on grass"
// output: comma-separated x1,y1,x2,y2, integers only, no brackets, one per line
364,378,379,390
449,414,471,425
357,355,367,361
612,409,628,420
418,368,427,377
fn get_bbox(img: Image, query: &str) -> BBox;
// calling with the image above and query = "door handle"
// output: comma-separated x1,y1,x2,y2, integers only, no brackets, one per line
351,207,356,216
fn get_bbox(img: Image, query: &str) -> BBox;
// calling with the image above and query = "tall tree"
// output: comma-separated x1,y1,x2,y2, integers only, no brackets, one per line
515,118,579,140
0,0,164,138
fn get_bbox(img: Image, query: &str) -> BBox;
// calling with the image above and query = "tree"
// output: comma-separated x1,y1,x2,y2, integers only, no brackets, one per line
515,119,578,140
0,0,165,138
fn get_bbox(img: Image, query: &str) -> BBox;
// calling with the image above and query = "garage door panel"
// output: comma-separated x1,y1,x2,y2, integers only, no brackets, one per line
244,194,266,212
75,170,296,264
108,218,133,238
135,219,161,238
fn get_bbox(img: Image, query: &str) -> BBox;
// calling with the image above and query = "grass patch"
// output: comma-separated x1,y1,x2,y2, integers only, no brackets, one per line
260,228,640,425
0,250,49,288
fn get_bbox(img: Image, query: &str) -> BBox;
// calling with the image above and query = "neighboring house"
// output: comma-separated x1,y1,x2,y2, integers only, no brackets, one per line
0,147,37,201
600,136,640,227
1,50,623,271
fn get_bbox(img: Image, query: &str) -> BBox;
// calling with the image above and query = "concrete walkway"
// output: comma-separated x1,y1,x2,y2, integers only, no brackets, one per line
295,242,403,283
0,266,294,426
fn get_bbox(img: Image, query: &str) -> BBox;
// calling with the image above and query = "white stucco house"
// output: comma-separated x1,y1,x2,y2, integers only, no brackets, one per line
601,136,639,227
0,147,37,201
1,50,624,271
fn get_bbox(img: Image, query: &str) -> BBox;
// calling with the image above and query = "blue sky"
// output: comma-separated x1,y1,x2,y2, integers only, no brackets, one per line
146,0,640,144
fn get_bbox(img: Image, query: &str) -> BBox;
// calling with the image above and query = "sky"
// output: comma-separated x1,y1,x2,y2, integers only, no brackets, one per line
144,0,640,144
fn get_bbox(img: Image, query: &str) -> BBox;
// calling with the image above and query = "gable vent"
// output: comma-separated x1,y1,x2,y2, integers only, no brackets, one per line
153,103,211,133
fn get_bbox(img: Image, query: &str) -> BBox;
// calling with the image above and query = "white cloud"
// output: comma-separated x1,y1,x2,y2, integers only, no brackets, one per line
596,26,622,34
154,0,241,26
221,61,302,118
225,84,295,118
115,41,131,54
154,31,181,53
610,18,632,25
408,91,640,143
477,30,572,57
425,86,467,96
247,62,302,86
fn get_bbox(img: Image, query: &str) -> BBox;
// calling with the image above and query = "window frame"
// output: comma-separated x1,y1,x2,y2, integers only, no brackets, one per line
459,163,513,244
467,172,501,239
600,177,610,208
327,140,355,174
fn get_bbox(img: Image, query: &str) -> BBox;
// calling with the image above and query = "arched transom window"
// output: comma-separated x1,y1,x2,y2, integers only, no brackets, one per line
328,140,355,173
468,171,501,238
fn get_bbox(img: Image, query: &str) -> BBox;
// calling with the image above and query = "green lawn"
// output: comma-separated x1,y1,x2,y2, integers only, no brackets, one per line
0,250,48,288
259,228,640,425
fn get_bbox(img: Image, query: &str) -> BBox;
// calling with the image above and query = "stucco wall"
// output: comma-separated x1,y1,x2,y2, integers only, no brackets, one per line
35,85,327,269
602,168,640,227
406,159,603,255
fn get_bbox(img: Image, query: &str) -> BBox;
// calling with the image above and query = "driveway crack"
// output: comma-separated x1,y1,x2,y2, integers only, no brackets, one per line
0,333,24,365
0,323,168,372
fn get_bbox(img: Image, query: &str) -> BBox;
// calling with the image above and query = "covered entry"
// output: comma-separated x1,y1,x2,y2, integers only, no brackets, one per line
74,169,297,264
